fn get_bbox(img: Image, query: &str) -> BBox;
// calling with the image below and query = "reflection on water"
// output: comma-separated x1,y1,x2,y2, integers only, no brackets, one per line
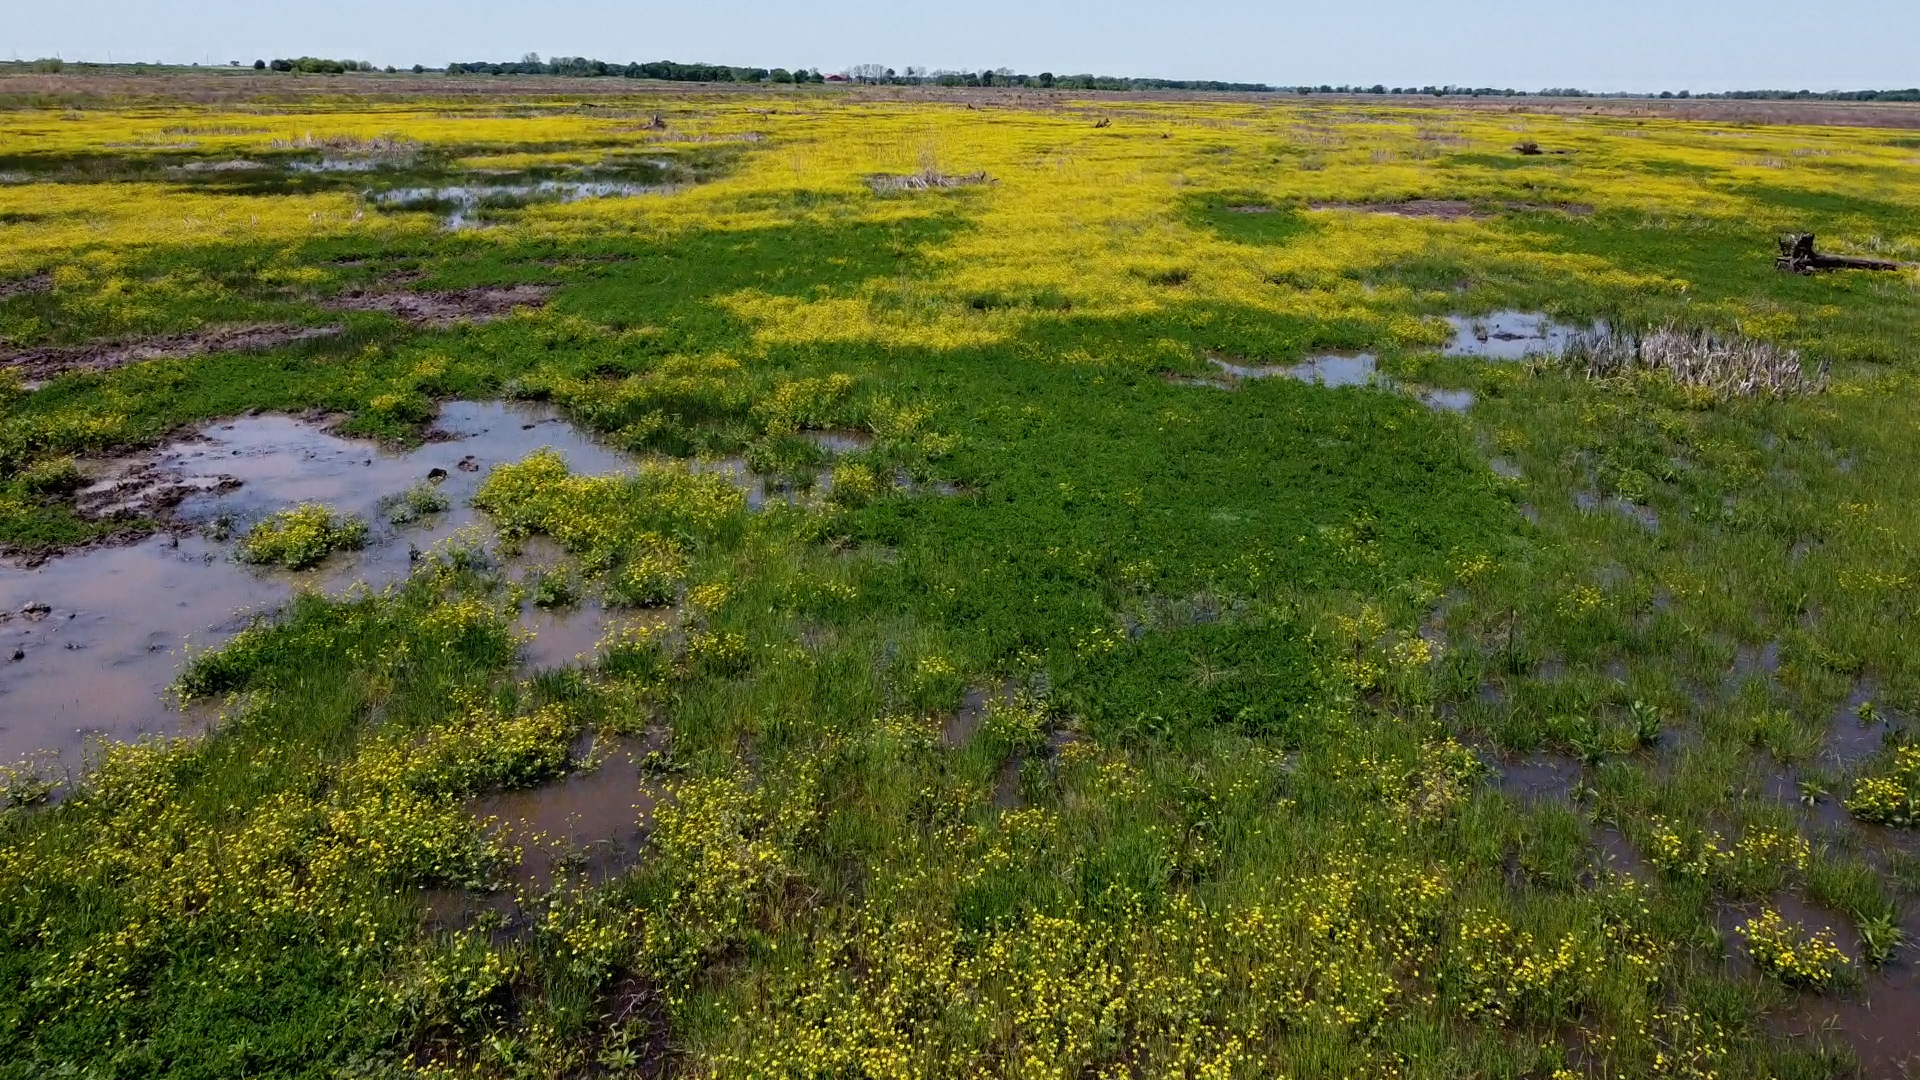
1443,311,1608,360
1210,351,1383,386
371,179,673,228
0,402,638,768
1200,352,1475,413
469,733,666,893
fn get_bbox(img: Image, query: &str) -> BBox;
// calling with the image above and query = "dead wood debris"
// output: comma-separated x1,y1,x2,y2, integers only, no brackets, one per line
864,170,993,194
1774,232,1909,274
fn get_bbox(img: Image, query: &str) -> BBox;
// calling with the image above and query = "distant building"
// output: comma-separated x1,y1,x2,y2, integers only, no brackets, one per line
823,73,849,83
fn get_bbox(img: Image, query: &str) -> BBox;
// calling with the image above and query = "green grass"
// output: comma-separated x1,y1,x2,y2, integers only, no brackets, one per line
2,91,1919,1079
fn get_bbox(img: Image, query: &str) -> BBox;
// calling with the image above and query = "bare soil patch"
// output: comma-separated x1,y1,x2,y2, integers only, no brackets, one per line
0,323,344,382
0,272,53,302
323,283,555,327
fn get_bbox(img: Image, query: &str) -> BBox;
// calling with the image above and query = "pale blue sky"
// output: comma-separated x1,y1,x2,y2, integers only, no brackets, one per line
8,0,1917,93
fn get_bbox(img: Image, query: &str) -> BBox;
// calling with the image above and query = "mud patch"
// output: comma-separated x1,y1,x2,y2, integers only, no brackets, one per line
865,171,992,193
1310,199,1488,220
0,323,344,383
323,284,553,327
0,272,53,302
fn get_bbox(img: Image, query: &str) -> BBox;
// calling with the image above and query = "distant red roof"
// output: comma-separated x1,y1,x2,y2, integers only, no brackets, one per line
824,74,849,82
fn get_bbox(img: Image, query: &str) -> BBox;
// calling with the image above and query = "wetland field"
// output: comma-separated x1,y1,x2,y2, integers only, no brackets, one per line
3,74,1920,1079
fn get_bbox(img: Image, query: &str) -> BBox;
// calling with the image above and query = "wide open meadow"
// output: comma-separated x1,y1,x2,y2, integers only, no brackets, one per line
3,72,1920,1078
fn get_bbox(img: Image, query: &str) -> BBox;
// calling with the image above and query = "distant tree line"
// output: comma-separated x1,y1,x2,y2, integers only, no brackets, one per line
262,57,375,74
444,55,827,83
23,53,1918,101
1688,88,1920,101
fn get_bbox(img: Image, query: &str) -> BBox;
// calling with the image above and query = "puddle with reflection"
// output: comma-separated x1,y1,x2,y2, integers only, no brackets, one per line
1196,353,1474,415
1496,752,1582,802
0,402,639,769
469,732,667,893
1730,639,1783,684
1827,682,1900,769
1421,388,1476,412
371,180,675,228
1592,826,1652,881
514,602,674,673
687,457,828,510
1210,351,1384,387
1443,311,1608,361
1777,906,1920,1077
942,681,1023,749
804,430,873,453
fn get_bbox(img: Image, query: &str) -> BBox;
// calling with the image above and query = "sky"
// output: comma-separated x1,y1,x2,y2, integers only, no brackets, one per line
8,0,1918,94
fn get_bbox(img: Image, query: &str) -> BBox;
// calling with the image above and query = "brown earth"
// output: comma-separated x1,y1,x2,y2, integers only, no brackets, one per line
321,283,555,327
6,70,1916,130
0,273,53,302
0,323,344,382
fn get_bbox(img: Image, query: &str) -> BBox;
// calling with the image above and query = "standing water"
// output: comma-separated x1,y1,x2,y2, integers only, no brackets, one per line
0,402,638,769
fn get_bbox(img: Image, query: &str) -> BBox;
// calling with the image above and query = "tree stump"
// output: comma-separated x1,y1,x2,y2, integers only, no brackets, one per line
1776,233,1905,274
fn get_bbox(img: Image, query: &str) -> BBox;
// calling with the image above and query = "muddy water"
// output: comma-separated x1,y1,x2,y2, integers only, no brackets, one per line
1496,752,1583,802
470,733,666,893
1773,906,1920,1077
1443,311,1607,361
0,402,639,768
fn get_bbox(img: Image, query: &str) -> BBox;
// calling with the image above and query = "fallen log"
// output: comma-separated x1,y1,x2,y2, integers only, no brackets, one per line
1775,233,1907,274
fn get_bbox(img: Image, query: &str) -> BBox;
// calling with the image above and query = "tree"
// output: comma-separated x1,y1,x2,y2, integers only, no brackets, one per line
253,59,266,70
1039,72,1055,88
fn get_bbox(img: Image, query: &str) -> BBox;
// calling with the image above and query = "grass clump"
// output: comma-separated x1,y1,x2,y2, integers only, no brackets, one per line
1739,908,1852,990
381,481,450,526
234,503,368,569
1845,743,1919,827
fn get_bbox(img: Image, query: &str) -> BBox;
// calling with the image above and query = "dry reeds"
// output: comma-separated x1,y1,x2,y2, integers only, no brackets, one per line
864,170,991,193
1566,325,1829,397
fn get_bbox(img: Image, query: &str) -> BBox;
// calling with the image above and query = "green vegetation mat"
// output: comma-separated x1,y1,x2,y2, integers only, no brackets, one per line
1,83,1918,1079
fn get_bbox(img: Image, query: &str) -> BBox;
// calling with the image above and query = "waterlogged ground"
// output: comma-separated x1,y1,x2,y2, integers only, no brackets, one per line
2,77,1920,1079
